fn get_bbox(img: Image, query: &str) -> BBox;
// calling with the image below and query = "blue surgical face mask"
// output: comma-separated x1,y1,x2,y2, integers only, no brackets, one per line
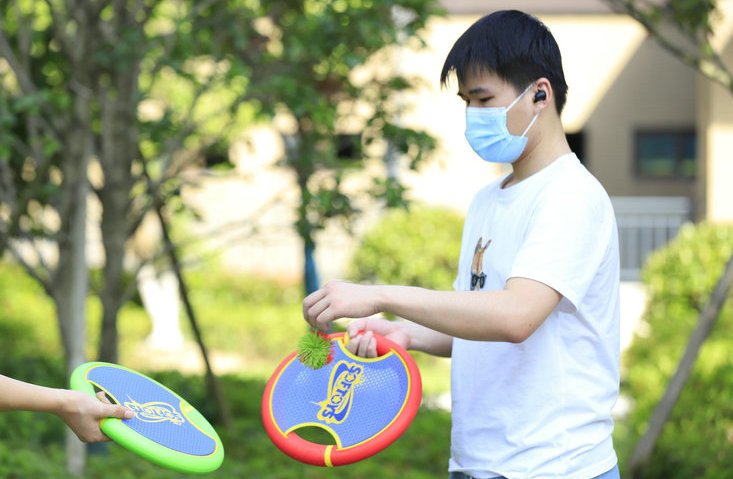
464,84,539,164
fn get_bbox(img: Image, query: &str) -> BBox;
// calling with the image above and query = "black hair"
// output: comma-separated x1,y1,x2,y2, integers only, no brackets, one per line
440,10,569,114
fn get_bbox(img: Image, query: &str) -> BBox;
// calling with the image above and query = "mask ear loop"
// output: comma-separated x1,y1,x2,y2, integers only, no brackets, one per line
506,83,539,138
506,83,534,111
521,113,539,137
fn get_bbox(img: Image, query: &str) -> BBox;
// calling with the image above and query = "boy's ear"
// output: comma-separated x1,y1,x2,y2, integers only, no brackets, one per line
532,77,553,112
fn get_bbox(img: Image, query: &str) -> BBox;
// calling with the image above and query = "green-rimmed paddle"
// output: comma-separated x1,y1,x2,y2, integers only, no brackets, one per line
70,362,224,474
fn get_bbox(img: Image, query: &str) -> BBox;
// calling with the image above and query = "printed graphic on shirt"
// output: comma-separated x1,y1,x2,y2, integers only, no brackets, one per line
470,237,491,291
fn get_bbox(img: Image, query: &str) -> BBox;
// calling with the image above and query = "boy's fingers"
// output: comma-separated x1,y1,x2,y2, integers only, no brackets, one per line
346,317,370,338
367,338,378,358
346,333,362,355
357,331,377,358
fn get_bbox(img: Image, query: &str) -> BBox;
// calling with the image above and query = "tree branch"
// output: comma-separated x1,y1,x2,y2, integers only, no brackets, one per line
0,25,65,138
605,0,733,93
7,241,53,296
42,0,75,56
141,154,233,430
0,24,39,96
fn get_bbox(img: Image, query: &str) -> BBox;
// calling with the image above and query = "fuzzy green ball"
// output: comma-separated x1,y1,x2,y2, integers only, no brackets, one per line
296,331,334,369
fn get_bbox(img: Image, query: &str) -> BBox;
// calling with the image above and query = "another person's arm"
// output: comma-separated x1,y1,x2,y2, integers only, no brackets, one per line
0,375,133,442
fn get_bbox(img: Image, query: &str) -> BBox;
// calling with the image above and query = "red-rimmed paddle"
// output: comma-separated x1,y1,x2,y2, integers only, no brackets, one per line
262,332,421,467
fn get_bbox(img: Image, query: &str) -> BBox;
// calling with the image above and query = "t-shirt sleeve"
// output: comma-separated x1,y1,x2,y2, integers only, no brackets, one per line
509,180,615,312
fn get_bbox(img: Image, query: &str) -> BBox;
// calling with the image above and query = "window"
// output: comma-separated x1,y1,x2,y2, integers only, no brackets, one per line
635,130,696,179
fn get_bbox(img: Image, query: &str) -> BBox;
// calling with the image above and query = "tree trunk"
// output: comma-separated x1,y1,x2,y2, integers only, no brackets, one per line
626,251,733,477
54,154,89,373
54,180,89,477
97,70,139,363
57,5,95,472
54,111,92,478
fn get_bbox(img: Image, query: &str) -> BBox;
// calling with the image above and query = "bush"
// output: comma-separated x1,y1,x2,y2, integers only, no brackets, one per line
0,262,62,358
347,205,458,395
182,266,306,367
348,205,464,290
619,222,733,478
0,442,71,478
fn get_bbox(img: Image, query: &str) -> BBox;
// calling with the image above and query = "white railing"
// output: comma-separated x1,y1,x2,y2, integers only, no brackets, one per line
611,196,693,281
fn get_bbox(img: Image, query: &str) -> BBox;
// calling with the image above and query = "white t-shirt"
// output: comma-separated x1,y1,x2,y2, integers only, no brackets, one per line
449,153,620,479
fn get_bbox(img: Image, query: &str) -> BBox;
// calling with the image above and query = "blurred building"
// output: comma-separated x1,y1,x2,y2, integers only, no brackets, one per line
183,0,733,282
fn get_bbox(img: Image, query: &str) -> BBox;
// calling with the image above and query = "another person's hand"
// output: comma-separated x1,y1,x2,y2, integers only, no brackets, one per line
56,390,134,443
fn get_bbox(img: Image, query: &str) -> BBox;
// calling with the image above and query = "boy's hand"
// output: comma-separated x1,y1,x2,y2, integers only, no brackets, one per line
303,281,381,331
346,317,410,358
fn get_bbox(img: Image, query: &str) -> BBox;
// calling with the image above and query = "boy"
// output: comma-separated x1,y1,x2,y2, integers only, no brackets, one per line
303,10,620,479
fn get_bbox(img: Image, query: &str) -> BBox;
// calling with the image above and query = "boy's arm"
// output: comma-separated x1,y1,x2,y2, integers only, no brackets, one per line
344,317,454,357
304,277,561,345
0,375,133,442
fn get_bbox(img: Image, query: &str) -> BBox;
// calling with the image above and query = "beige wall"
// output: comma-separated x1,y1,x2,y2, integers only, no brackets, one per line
697,3,733,222
583,35,698,197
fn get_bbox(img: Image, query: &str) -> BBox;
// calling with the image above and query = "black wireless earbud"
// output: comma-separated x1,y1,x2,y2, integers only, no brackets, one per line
533,90,547,103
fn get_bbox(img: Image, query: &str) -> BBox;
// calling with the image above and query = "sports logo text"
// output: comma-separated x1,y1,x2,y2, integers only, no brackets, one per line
317,360,364,424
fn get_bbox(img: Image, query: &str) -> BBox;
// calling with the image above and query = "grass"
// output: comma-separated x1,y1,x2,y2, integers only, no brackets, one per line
0,260,452,478
0,373,452,479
